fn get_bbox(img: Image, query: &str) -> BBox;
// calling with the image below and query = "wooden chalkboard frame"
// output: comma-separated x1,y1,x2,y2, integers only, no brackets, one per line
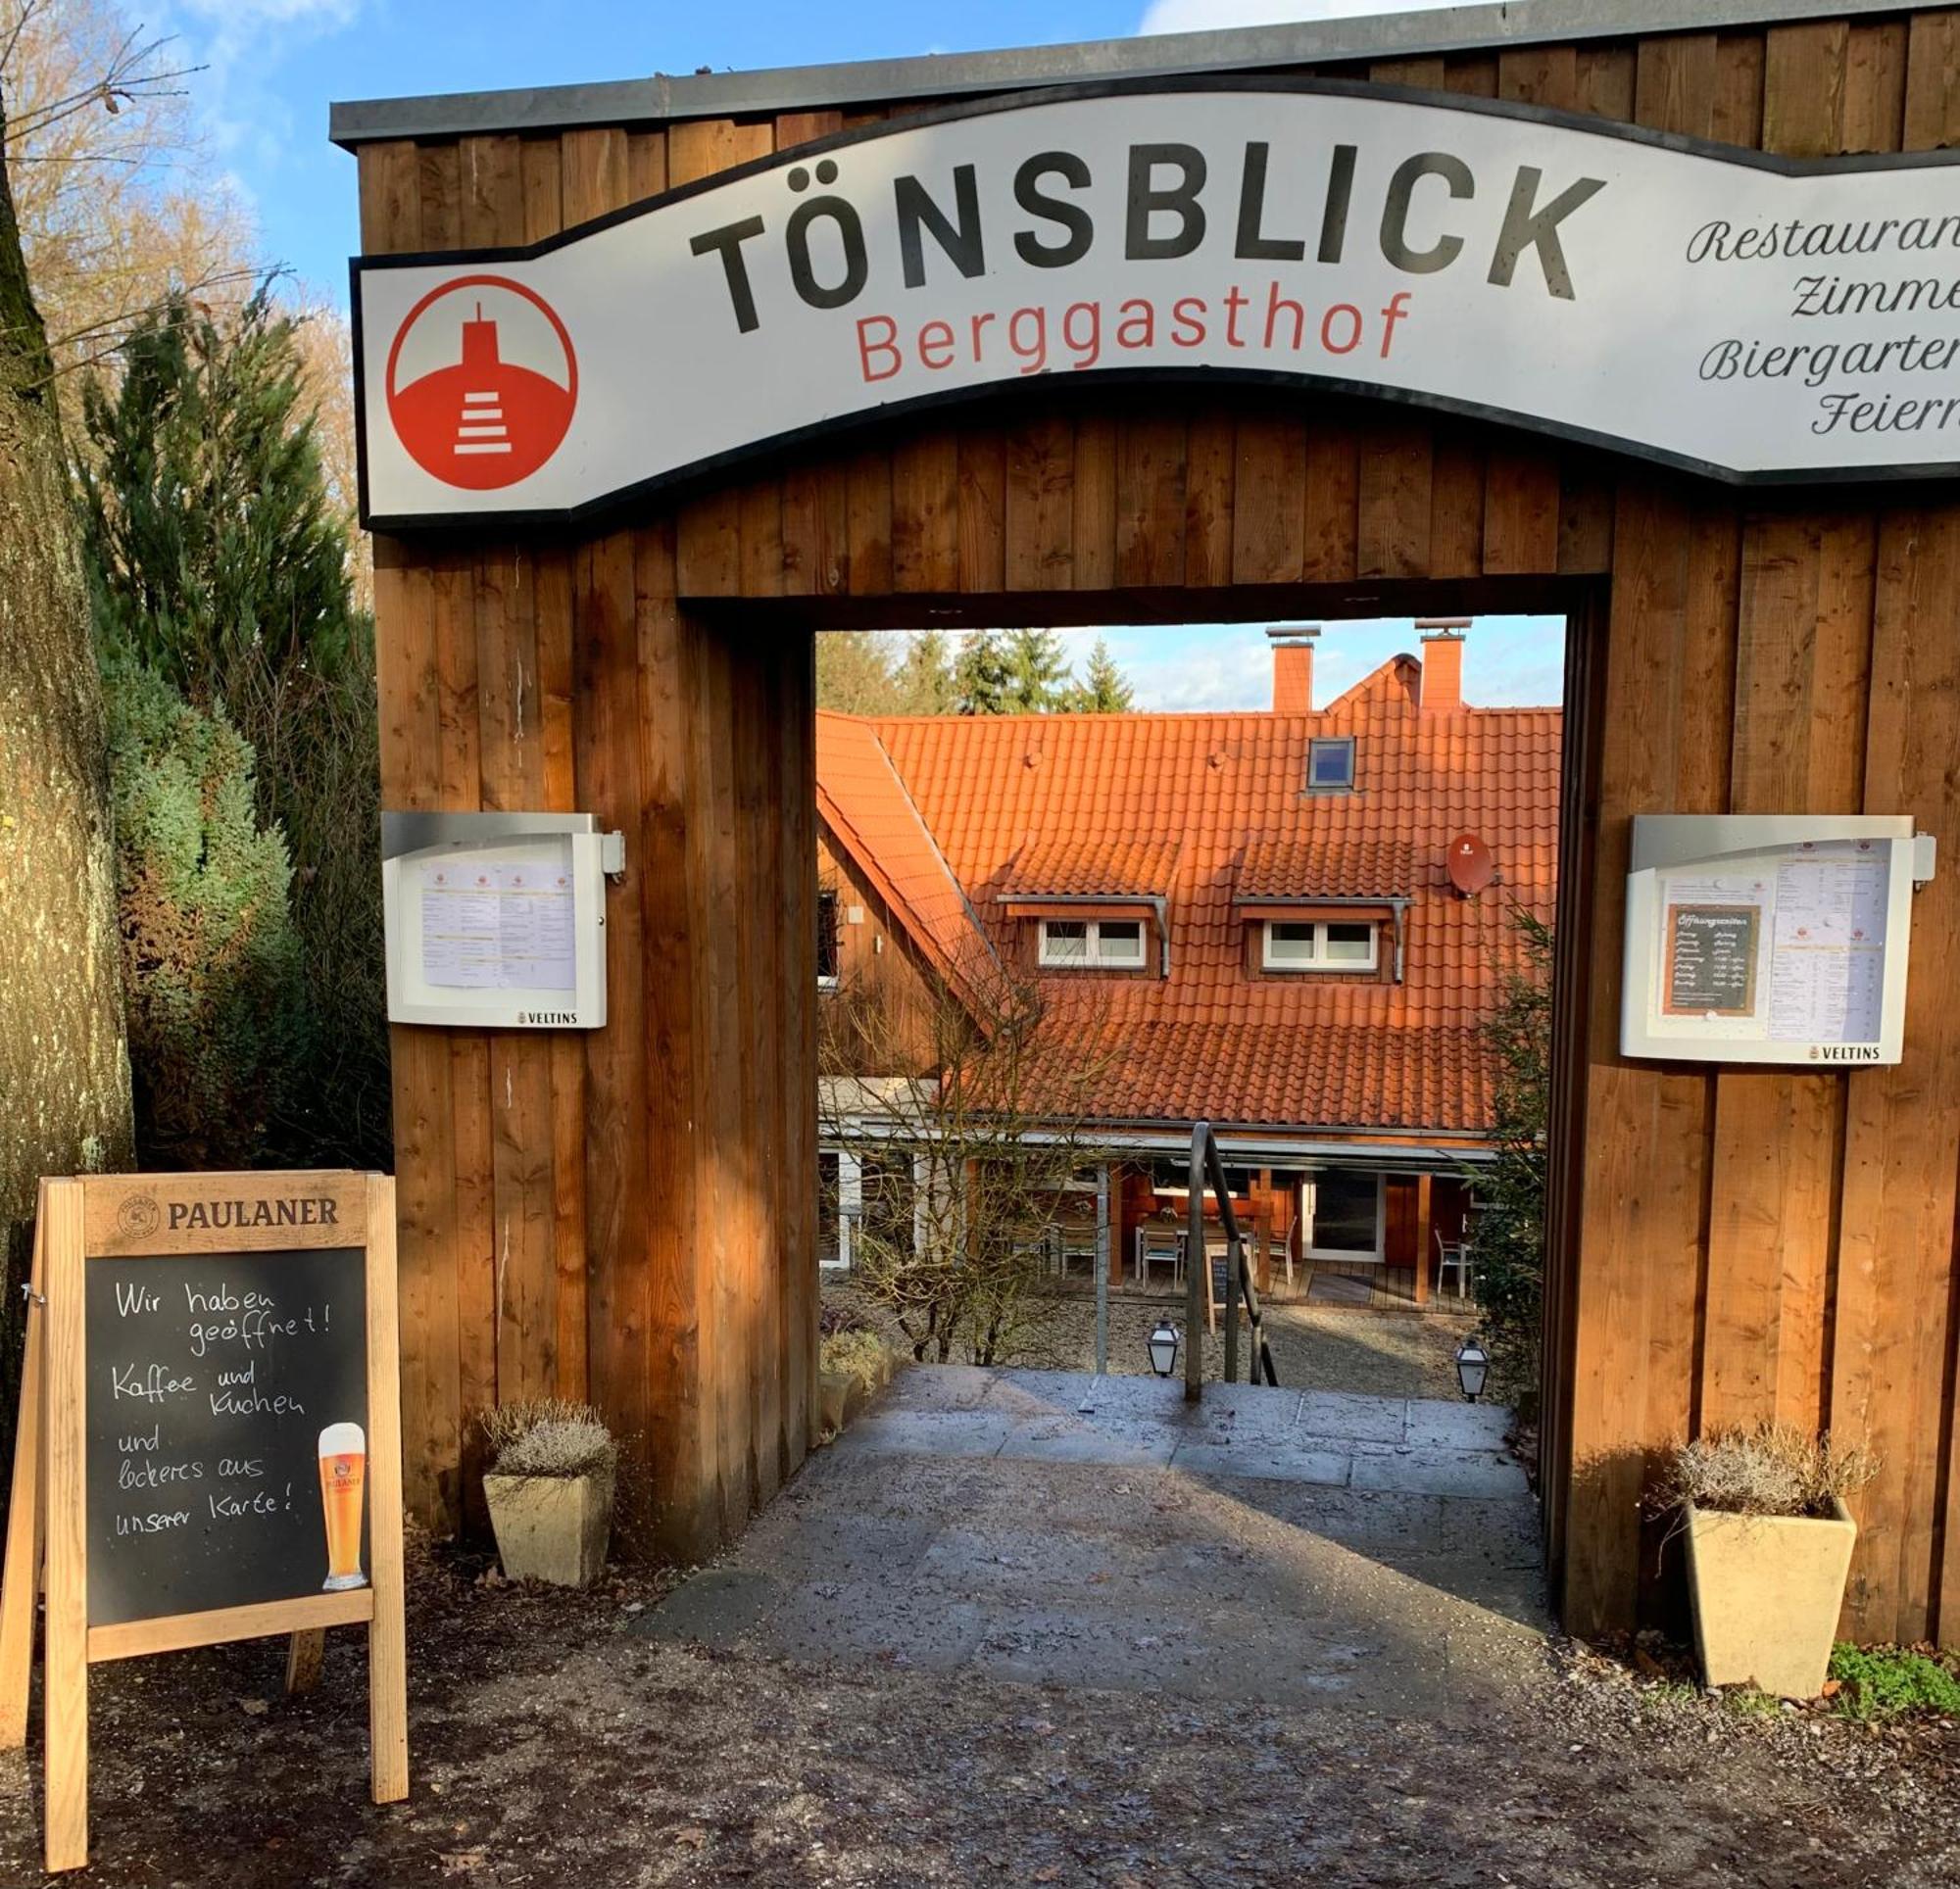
0,1171,408,1874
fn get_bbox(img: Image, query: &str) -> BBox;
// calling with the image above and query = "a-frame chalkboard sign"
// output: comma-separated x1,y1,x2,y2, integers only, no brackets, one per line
0,1171,409,1873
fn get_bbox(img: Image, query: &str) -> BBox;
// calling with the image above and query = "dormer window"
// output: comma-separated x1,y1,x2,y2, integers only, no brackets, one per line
1263,919,1378,972
1307,737,1355,793
1040,918,1147,969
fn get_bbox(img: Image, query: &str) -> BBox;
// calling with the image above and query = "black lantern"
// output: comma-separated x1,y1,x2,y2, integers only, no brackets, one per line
1147,1318,1180,1378
1454,1332,1490,1403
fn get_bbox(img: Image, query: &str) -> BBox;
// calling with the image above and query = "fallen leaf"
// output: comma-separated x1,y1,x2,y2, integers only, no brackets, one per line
673,1827,709,1850
237,1698,269,1717
437,1849,487,1875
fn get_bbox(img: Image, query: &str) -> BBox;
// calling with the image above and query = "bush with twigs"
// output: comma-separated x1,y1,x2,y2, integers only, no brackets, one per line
1650,1423,1876,1521
479,1400,616,1480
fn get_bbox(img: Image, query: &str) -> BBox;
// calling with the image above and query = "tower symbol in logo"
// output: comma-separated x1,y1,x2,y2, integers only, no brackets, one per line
385,274,576,491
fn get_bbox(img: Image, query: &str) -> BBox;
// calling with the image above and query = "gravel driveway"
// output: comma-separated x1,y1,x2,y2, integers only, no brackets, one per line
1,1541,1952,1888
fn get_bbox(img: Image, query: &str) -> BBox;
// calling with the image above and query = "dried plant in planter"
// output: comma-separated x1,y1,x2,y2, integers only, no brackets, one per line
479,1401,617,1587
480,1399,617,1479
1656,1423,1879,1701
1651,1423,1876,1522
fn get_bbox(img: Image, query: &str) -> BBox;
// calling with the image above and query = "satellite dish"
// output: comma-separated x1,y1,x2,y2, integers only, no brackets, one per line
1447,832,1496,896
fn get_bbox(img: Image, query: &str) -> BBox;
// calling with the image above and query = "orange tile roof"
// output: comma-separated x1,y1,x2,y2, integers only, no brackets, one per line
1234,837,1419,901
1004,835,1183,897
816,653,1560,1138
812,713,1000,1001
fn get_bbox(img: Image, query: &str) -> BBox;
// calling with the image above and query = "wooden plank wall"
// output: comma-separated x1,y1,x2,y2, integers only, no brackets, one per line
361,120,818,1559
359,8,1960,1629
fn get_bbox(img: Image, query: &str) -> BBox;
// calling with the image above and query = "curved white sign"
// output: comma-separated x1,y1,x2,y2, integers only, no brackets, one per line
352,79,1960,527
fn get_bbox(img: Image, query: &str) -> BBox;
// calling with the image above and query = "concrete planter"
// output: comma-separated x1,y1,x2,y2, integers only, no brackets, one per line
818,1370,856,1435
483,1465,614,1587
1684,1497,1856,1699
817,1345,898,1438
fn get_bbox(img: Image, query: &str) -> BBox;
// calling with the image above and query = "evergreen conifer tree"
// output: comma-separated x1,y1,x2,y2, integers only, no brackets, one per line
1001,627,1073,710
76,289,388,1164
893,629,957,713
955,629,1015,714
104,660,301,1168
1066,637,1137,713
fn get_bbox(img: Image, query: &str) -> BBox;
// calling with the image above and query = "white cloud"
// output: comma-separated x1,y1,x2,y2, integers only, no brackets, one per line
1139,0,1463,33
161,0,361,171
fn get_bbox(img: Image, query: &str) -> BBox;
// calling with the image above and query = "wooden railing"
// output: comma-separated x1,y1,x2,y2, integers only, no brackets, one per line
1183,1121,1279,1401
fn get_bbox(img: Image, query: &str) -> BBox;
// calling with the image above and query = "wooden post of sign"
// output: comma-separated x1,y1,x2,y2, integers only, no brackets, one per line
0,1184,48,1748
284,1628,327,1696
364,1172,409,1803
43,1177,89,1874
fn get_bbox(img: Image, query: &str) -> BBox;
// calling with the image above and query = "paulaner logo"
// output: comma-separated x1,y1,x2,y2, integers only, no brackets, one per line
386,274,577,490
168,1196,341,1230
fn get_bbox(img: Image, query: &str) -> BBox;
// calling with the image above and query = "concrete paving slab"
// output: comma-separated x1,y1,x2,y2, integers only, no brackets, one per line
829,1408,1011,1459
1296,1389,1411,1445
883,1363,998,1411
761,1584,990,1670
1167,1438,1353,1486
729,1510,941,1584
960,1598,1446,1712
1405,1398,1513,1450
1349,1447,1531,1499
1426,1494,1544,1564
636,1568,781,1647
674,1365,1546,1718
1193,1479,1453,1553
997,1418,1180,1468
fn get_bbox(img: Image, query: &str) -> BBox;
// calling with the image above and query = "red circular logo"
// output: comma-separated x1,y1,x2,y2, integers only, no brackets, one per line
385,274,576,491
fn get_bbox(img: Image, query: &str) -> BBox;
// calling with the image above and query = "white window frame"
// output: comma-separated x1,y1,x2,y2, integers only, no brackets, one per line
1307,736,1356,792
1302,1170,1387,1263
1039,917,1148,969
820,1148,860,1270
816,889,840,992
1261,919,1380,973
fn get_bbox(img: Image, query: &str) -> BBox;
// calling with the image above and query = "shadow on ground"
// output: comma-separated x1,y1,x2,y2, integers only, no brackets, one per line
645,1365,1544,1719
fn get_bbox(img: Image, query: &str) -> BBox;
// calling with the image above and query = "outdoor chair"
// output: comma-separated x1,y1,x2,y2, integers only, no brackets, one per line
1266,1214,1297,1290
1136,1226,1183,1290
1435,1230,1474,1301
1056,1227,1099,1280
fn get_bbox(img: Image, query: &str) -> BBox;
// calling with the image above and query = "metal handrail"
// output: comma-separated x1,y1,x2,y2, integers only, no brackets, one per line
1183,1120,1279,1401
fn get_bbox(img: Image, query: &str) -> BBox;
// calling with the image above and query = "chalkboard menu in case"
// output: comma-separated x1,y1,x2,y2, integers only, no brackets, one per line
87,1247,369,1626
1663,902,1761,1017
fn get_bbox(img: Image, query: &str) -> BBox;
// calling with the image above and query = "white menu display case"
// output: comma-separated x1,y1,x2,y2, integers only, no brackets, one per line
1621,814,1936,1068
381,811,620,1029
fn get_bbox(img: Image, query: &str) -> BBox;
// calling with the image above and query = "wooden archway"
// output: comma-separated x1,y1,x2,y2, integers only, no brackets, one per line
353,7,1960,1645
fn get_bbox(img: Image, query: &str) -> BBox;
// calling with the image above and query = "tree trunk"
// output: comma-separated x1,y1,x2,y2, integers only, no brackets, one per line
0,79,134,1501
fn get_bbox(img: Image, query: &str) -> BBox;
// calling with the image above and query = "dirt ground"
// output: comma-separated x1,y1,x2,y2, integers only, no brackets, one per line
828,1279,1479,1402
1,1532,1954,1889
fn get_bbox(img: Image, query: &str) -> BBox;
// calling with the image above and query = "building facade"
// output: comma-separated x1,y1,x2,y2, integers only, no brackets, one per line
816,626,1558,1306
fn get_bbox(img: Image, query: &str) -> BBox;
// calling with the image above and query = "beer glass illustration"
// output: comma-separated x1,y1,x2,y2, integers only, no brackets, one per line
318,1422,368,1592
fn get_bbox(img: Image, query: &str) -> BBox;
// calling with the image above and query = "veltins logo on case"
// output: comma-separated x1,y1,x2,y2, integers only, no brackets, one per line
115,1193,161,1240
385,274,577,491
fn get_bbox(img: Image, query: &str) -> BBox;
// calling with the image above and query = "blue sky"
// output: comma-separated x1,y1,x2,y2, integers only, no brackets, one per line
151,0,1555,711
1049,616,1565,712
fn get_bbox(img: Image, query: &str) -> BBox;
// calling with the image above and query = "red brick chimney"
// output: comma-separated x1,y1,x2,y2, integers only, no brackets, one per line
1417,618,1469,712
1268,625,1319,714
